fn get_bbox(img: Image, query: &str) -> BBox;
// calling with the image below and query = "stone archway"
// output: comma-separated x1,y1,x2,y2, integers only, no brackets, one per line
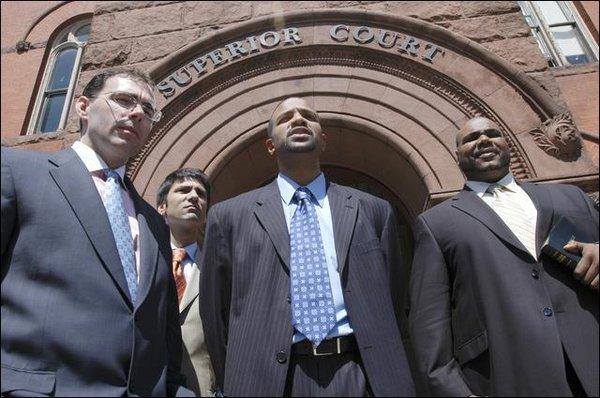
130,9,595,221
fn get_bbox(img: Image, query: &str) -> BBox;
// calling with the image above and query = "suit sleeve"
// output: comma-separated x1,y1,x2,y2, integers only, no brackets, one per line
1,149,16,260
380,201,408,335
408,215,472,397
159,221,195,397
199,206,231,392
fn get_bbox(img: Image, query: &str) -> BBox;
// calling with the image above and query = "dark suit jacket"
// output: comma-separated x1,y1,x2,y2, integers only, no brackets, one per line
199,179,415,397
1,148,193,397
409,182,599,397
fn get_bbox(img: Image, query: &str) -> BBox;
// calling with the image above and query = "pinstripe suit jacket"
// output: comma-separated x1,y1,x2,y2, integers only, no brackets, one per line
199,179,415,397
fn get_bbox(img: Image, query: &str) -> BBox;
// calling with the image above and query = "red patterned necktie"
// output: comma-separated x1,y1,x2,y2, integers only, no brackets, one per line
172,248,187,304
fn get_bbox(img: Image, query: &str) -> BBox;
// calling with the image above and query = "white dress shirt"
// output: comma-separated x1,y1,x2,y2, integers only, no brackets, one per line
466,172,538,259
72,141,141,279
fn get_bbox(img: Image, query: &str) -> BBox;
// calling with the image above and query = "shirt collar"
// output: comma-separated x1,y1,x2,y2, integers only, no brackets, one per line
170,242,198,263
466,172,516,198
277,172,326,207
72,141,126,181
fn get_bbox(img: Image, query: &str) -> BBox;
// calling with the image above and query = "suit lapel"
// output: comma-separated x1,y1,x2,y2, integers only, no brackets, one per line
253,180,291,272
451,188,531,256
328,183,358,274
128,179,159,309
519,182,554,254
180,262,200,313
48,149,133,306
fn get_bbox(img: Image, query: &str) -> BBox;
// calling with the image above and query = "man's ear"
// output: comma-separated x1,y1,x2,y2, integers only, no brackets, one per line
76,96,90,124
265,138,276,156
157,203,166,216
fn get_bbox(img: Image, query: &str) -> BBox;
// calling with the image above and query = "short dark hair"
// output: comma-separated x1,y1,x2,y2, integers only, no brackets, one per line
156,168,211,208
82,68,155,99
79,68,155,133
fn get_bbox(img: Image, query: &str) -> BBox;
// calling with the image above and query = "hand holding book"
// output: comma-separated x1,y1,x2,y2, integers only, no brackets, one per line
541,216,598,292
563,240,599,291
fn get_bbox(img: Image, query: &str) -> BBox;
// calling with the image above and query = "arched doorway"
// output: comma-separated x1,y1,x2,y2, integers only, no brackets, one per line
128,9,594,258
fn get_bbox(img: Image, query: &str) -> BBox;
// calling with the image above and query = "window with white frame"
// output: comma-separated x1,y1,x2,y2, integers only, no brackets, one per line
28,20,90,134
518,1,598,67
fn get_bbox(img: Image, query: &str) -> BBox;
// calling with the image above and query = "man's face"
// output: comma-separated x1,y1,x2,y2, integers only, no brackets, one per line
77,75,156,168
159,178,208,229
266,98,325,158
456,117,511,182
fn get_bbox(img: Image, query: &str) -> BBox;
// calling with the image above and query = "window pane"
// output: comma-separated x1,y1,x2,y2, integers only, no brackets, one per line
47,47,77,90
536,1,569,25
74,24,90,43
551,25,590,64
38,92,66,133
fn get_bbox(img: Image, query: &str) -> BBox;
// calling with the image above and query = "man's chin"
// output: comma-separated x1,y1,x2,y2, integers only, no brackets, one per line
284,142,317,153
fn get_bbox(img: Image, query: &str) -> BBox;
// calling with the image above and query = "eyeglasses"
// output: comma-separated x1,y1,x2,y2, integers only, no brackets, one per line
96,91,162,122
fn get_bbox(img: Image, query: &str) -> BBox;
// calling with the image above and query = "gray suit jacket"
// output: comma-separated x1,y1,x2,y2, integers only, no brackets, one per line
179,249,215,397
1,147,193,396
409,182,599,396
200,179,415,397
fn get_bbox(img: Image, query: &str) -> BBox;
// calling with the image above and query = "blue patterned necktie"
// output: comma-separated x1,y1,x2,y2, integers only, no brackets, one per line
290,187,336,347
102,169,138,303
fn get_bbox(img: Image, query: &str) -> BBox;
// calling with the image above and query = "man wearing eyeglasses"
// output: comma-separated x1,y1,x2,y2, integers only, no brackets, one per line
1,69,194,396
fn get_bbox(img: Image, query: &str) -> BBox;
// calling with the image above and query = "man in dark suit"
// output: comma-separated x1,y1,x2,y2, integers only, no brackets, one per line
200,97,415,396
1,69,193,396
409,116,599,396
157,168,216,397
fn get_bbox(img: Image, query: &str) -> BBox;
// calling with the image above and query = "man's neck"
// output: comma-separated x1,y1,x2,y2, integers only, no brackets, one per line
278,162,321,186
170,231,198,249
79,136,126,170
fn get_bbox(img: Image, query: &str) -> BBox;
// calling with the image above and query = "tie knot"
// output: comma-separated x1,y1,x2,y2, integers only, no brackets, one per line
172,248,187,263
293,187,313,204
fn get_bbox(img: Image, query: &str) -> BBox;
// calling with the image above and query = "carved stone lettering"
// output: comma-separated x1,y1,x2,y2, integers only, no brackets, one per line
353,26,374,44
330,25,349,42
283,27,302,45
226,41,248,59
157,80,175,98
259,31,280,48
188,56,208,76
208,49,227,67
398,35,420,56
246,35,260,53
378,30,398,49
169,67,192,86
423,44,445,62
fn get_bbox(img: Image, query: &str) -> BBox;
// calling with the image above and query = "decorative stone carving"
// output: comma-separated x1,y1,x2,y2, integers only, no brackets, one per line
530,113,582,161
128,46,535,181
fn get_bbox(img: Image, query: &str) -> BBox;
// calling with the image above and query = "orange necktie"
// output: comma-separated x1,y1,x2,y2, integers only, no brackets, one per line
172,248,187,304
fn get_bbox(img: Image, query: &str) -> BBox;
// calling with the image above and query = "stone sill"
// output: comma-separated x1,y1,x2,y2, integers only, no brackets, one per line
548,62,599,77
1,130,78,147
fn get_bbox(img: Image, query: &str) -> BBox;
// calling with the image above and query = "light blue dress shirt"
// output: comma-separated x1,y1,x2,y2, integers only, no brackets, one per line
277,173,354,343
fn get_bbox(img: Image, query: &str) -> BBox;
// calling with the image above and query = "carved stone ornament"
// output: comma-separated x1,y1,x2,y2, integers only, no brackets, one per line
530,113,582,161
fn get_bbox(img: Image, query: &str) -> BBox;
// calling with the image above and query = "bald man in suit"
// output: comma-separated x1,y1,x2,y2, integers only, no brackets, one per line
409,117,599,396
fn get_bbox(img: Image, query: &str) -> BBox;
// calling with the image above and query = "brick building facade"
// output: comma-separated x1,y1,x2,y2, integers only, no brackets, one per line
2,1,599,247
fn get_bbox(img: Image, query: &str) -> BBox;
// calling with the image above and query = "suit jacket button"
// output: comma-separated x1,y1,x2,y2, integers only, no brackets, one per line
531,269,539,279
543,307,553,317
286,295,291,304
276,351,287,364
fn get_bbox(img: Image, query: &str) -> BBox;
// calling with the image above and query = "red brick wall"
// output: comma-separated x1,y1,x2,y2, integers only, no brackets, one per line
0,1,96,138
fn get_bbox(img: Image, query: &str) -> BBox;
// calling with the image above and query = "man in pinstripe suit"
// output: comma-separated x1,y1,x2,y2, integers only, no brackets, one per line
200,97,415,396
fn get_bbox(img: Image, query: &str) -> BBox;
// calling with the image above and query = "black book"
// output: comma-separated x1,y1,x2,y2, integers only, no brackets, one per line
541,216,582,269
